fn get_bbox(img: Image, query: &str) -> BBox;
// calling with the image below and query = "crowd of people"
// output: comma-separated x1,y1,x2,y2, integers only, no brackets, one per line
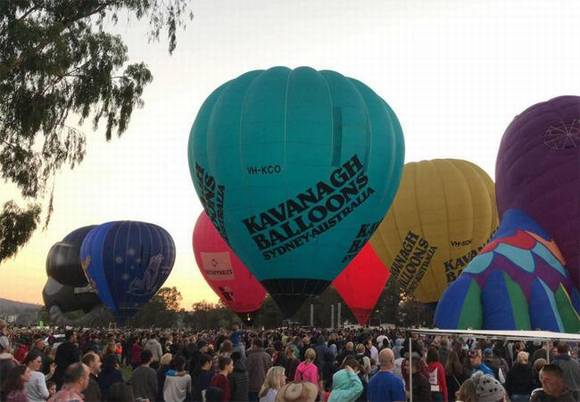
0,319,578,402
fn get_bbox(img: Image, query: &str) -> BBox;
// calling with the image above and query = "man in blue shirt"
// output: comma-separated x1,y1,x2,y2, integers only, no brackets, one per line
368,348,406,402
468,348,496,377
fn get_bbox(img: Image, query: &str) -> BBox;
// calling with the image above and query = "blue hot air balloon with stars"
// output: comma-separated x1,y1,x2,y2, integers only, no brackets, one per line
80,221,176,323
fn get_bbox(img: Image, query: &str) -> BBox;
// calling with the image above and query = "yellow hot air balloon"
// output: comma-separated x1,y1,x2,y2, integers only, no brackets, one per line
370,159,498,303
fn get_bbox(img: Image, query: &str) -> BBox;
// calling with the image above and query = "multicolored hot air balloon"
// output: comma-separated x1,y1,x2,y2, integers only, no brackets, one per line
370,159,498,303
496,96,580,286
80,221,176,323
332,243,389,326
193,212,266,315
46,226,96,287
188,66,405,316
435,209,580,332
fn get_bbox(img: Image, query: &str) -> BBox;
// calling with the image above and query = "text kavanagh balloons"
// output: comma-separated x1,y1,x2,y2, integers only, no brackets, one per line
370,159,498,303
189,66,405,316
496,96,580,286
193,212,266,314
332,243,390,326
80,221,176,323
46,225,96,287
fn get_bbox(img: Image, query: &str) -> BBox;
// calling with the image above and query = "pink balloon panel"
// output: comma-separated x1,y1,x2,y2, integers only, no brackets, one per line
193,212,266,313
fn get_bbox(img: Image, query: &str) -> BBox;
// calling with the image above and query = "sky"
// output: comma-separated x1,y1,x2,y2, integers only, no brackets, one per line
2,0,580,309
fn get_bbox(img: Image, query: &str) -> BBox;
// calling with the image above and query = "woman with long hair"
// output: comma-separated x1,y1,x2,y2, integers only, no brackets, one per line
295,348,320,387
258,366,286,402
427,347,448,402
24,351,50,402
284,346,299,381
1,365,32,402
445,350,466,402
98,353,124,400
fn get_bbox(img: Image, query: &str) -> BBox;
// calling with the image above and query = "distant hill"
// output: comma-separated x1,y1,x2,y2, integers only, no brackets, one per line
0,298,42,315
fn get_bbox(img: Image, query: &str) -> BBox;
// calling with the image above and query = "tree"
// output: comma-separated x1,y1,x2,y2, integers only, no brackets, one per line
158,286,182,312
186,300,238,330
129,286,183,328
376,277,402,325
0,0,193,263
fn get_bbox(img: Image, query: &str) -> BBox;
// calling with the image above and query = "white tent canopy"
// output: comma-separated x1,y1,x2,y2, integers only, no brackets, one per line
407,328,580,342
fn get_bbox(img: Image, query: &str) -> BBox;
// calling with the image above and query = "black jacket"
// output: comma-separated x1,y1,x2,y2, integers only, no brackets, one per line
505,363,534,396
84,374,102,402
230,359,249,402
53,341,81,388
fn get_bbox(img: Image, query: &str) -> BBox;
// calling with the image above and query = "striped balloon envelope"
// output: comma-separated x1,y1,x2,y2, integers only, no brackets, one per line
435,209,580,332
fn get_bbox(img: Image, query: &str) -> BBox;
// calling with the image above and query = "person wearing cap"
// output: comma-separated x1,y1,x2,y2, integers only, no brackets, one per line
473,371,506,402
530,364,578,402
468,349,495,378
367,348,405,402
275,381,318,402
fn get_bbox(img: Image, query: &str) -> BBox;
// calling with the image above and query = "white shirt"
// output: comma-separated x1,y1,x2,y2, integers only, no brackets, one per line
163,373,192,402
376,335,390,348
259,388,278,402
26,370,50,402
369,346,379,366
144,338,163,362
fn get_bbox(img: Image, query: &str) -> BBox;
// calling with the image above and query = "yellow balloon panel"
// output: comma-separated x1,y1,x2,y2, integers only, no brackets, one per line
370,159,498,303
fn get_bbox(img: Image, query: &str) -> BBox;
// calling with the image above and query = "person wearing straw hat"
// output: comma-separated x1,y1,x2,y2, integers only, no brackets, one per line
275,381,318,402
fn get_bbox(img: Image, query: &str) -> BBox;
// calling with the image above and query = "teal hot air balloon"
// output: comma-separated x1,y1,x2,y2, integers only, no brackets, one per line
188,66,405,316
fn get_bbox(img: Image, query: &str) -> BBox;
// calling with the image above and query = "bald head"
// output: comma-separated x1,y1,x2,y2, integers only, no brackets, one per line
379,348,395,370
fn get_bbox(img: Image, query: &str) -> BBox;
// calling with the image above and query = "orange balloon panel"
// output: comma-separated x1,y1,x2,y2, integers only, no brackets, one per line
332,243,390,325
193,212,266,313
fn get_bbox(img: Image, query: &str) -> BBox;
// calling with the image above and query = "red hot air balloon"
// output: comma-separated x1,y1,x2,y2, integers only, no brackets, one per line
332,243,390,326
193,212,267,315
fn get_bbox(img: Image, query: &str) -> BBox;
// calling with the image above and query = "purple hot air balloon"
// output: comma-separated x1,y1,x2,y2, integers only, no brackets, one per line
496,96,580,286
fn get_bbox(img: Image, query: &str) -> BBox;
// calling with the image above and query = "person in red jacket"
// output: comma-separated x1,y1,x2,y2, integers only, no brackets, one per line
130,338,143,369
13,342,29,364
427,347,448,402
209,356,234,402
